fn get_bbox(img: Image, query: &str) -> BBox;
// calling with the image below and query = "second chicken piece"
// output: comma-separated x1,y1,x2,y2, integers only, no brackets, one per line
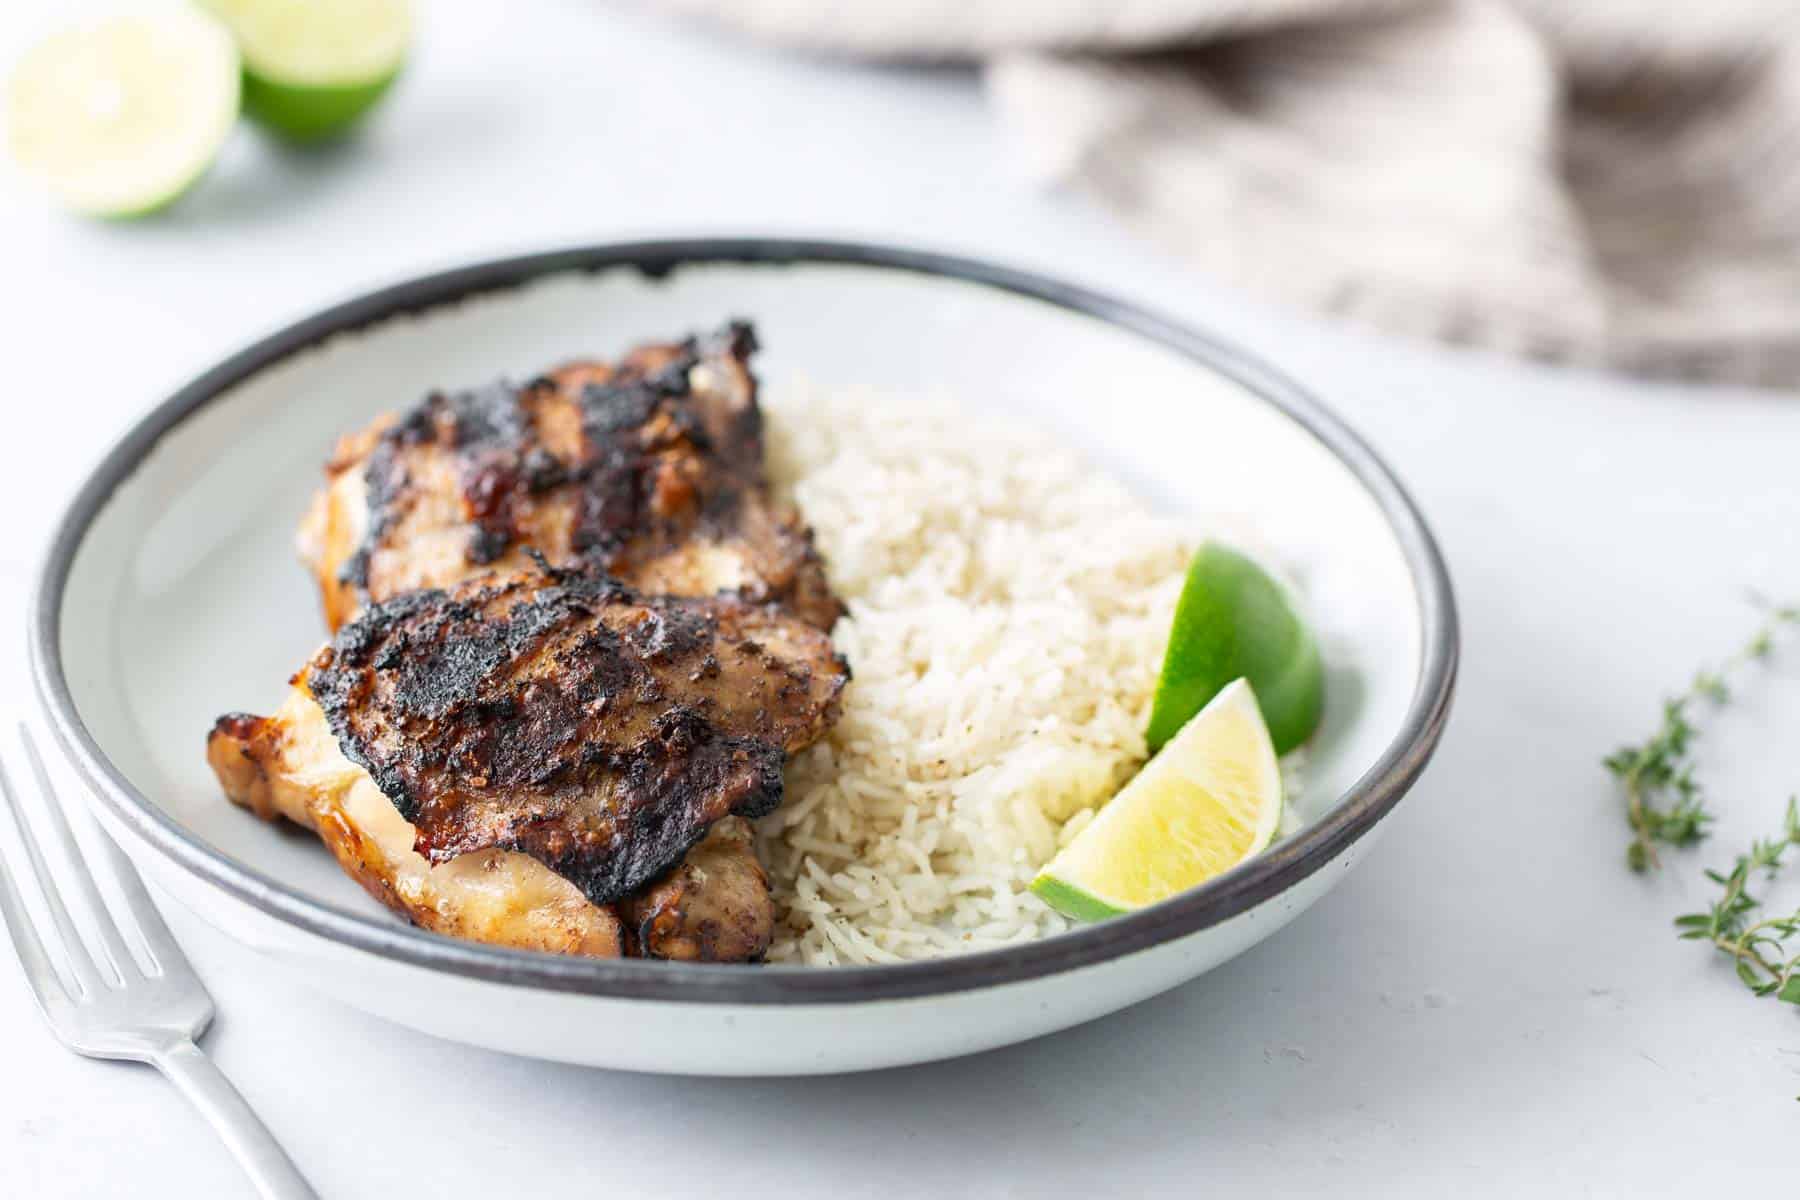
299,321,841,632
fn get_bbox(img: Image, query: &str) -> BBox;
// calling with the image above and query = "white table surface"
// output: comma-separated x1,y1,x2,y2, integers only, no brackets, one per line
5,3,1799,1196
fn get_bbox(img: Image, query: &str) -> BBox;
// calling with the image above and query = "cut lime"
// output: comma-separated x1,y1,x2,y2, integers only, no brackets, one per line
1146,541,1323,755
5,8,240,217
1033,679,1281,921
200,0,410,142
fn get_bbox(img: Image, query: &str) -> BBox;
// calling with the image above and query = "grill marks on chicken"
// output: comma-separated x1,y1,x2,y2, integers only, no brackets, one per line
210,324,847,964
307,567,846,907
300,322,841,632
208,698,627,957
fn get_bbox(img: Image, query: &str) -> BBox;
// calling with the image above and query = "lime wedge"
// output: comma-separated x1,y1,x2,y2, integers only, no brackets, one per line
1146,541,1323,755
1033,679,1281,921
200,0,410,142
5,8,240,217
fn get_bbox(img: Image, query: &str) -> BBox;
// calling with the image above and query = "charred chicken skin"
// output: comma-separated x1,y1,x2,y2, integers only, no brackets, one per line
298,322,841,633
209,690,628,957
208,567,845,958
209,325,847,963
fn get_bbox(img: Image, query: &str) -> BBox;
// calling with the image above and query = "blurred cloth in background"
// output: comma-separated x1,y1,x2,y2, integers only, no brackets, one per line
654,0,1800,386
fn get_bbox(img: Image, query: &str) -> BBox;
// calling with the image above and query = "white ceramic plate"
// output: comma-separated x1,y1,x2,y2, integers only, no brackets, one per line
31,240,1456,1075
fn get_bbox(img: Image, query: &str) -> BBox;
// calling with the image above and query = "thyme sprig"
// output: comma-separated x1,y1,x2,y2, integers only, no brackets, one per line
1604,605,1800,872
1675,798,1800,1006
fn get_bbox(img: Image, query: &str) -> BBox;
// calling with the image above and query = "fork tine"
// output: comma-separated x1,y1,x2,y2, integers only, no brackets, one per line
21,727,193,979
0,750,109,995
18,728,145,979
0,788,73,1010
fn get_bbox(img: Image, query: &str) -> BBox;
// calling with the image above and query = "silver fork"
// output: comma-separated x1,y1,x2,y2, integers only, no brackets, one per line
0,724,315,1199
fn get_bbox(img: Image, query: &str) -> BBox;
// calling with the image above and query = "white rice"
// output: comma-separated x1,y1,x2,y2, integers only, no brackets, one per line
758,384,1206,966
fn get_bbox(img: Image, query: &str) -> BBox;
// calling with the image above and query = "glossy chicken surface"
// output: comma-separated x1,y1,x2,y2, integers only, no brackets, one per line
209,689,627,956
298,322,841,633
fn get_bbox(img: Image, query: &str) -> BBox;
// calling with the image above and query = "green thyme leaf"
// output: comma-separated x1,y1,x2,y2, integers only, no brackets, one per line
1685,797,1800,1007
1607,605,1800,871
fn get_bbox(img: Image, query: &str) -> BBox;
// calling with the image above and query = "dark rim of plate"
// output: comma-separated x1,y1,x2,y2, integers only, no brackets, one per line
29,238,1458,1006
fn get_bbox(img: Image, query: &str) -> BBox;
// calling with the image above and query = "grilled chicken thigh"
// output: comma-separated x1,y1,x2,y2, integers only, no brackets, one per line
213,325,845,963
298,322,840,633
315,568,843,900
210,567,846,958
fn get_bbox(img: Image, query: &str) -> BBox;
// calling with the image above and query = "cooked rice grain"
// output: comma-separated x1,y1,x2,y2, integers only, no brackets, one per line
759,385,1194,965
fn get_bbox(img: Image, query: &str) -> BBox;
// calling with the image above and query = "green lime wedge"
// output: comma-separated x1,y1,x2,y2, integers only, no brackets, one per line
1146,542,1323,755
1034,679,1282,920
5,8,240,217
200,0,410,142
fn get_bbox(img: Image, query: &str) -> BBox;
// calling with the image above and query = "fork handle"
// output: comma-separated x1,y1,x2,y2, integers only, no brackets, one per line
153,1040,318,1200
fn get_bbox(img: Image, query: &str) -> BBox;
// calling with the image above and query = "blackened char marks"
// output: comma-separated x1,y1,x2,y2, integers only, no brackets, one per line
305,567,847,905
339,381,530,585
337,401,435,589
444,381,529,450
566,341,728,566
718,319,757,359
581,367,676,436
521,714,784,905
323,321,845,631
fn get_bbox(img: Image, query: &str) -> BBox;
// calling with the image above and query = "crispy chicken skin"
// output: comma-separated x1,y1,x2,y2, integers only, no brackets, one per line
208,691,626,957
208,566,845,956
309,567,845,903
298,322,841,634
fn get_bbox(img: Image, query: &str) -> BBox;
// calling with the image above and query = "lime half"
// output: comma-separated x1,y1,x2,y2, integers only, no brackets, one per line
1146,541,1323,755
5,8,240,217
201,0,410,142
1034,680,1282,921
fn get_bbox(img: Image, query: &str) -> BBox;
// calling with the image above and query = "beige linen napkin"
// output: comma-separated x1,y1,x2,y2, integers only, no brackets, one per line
651,0,1800,385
